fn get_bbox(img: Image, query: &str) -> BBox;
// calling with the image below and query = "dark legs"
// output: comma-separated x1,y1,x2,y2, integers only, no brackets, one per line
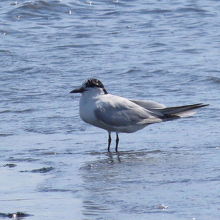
107,132,119,152
115,133,119,152
108,132,111,152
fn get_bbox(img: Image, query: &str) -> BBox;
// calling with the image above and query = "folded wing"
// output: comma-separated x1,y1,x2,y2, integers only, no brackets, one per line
95,97,162,127
95,95,208,128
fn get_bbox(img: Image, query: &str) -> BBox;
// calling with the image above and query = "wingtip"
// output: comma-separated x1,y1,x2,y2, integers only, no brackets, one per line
190,103,209,108
198,103,209,107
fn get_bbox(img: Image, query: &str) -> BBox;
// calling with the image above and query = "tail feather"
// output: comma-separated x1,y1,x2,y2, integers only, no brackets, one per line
159,103,209,120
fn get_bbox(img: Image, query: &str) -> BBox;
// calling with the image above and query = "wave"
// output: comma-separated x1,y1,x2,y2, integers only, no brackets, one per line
207,76,220,84
6,0,71,21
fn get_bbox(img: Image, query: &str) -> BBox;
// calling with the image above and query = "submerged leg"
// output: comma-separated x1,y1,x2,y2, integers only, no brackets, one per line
108,131,111,152
115,133,119,152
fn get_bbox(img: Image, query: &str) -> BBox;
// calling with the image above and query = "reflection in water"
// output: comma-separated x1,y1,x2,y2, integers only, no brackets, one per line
80,149,168,218
83,200,110,217
106,152,121,163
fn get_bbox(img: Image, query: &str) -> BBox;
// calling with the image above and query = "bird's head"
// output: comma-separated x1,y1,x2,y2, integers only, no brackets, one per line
70,78,108,95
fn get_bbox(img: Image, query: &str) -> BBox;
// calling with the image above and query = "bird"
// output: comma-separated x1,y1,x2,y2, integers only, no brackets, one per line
70,78,208,152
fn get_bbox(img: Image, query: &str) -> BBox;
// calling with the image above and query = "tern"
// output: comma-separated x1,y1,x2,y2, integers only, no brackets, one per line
70,78,208,152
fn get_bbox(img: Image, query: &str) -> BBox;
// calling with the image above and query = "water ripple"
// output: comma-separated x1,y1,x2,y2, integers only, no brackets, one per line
176,7,209,14
6,0,70,21
207,76,220,84
1,0,219,219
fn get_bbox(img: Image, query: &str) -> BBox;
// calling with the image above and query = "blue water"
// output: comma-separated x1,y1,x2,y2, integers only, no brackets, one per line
0,0,220,219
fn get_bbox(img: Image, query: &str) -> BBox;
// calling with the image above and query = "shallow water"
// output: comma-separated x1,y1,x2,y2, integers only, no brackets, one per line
0,0,220,219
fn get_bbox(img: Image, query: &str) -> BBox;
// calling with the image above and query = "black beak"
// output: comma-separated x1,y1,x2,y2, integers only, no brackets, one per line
70,87,85,93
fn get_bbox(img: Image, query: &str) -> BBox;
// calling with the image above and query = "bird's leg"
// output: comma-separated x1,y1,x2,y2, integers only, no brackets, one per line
115,132,119,152
108,132,111,152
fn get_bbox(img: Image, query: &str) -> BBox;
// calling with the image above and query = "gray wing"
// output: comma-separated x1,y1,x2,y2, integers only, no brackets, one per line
130,99,166,109
94,101,160,127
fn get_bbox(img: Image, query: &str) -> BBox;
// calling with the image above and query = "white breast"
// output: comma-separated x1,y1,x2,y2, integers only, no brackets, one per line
79,95,96,124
